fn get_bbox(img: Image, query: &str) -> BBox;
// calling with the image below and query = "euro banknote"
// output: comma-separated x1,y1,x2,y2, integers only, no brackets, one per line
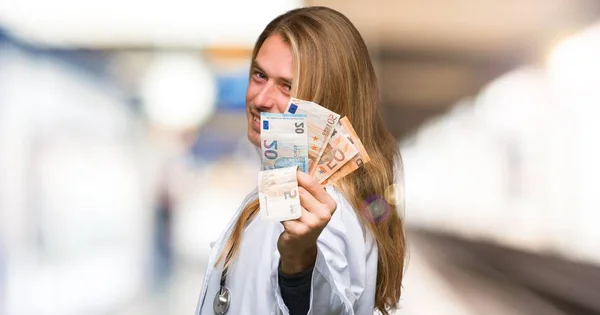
258,166,302,221
285,98,340,176
260,112,309,173
314,123,359,183
321,117,371,185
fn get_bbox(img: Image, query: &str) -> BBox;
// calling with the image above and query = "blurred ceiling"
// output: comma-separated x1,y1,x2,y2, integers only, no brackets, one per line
308,0,600,138
3,0,600,139
0,0,302,47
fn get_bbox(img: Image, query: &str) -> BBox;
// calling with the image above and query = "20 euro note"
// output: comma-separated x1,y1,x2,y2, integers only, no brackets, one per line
258,166,302,221
285,98,340,176
260,112,309,173
314,123,359,183
321,117,371,185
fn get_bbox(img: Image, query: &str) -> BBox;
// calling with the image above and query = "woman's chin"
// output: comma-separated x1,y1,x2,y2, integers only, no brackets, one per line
247,132,260,148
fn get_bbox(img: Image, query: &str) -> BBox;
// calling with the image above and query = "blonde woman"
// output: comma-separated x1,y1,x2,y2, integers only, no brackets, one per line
195,6,406,315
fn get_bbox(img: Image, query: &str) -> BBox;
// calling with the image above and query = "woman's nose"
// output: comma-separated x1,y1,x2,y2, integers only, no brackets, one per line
253,83,278,111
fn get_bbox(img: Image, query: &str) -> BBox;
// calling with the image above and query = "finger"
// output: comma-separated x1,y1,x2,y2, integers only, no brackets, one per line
297,171,337,213
281,211,323,238
296,204,320,225
281,207,312,236
281,206,312,224
298,186,332,222
298,186,322,214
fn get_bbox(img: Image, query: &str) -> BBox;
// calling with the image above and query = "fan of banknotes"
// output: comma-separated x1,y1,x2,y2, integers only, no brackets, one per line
258,98,370,221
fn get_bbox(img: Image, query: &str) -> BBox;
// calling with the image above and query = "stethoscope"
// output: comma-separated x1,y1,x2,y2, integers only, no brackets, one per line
213,245,234,314
212,271,231,314
212,193,258,314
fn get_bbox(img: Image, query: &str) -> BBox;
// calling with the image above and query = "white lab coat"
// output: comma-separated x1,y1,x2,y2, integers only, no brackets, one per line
195,185,378,315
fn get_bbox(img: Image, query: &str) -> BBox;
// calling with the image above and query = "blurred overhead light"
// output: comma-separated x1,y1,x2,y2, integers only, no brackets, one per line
474,67,550,135
0,0,302,48
548,22,600,264
139,53,216,131
548,22,600,107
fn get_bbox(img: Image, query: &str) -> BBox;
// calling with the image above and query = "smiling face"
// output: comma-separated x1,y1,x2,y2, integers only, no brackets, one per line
245,34,294,147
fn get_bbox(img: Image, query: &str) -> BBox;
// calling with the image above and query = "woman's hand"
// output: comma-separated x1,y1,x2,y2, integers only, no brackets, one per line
277,171,337,274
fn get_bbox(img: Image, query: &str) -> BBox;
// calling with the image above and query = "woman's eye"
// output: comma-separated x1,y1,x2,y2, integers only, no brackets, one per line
253,71,266,80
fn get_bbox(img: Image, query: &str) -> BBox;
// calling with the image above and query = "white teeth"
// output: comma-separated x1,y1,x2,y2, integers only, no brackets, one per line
253,116,258,122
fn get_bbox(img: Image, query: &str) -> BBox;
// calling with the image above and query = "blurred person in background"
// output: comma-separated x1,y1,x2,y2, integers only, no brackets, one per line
195,6,405,315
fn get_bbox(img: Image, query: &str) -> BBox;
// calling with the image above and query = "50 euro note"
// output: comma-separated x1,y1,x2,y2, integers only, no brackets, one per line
321,117,371,185
285,98,340,176
258,166,302,221
313,123,359,183
260,112,309,173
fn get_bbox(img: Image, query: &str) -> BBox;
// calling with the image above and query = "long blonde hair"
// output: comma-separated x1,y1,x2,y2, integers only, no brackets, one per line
217,6,406,314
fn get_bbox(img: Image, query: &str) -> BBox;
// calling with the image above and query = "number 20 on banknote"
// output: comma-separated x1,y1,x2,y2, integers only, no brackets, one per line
258,166,303,221
260,113,310,173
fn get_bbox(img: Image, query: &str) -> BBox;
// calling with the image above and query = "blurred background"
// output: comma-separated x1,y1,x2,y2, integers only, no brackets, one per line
1,0,599,314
